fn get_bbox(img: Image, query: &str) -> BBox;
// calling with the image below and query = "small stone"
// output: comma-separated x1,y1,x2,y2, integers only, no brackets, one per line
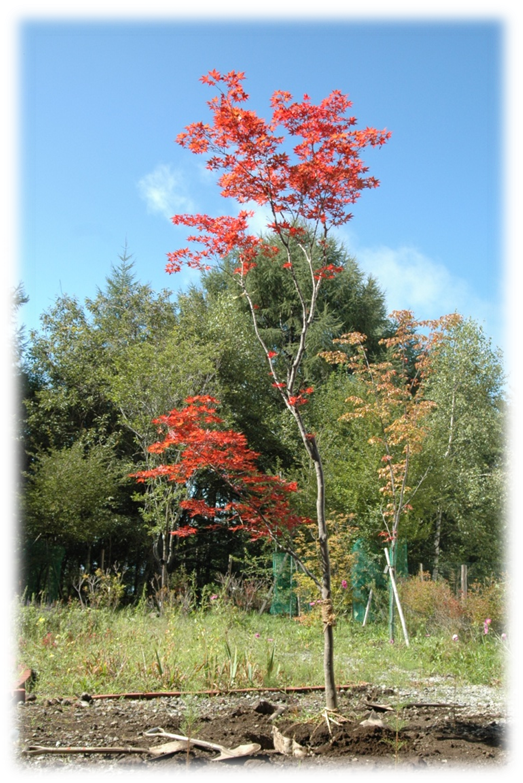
360,718,385,728
254,700,276,715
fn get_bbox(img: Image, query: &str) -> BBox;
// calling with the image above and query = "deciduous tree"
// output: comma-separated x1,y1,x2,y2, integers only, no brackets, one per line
322,310,461,638
132,396,315,576
4,280,39,490
24,440,125,549
159,69,390,708
411,318,506,580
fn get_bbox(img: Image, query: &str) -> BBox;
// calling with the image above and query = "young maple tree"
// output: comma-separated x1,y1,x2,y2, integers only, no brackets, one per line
322,310,462,639
157,70,390,710
132,394,311,542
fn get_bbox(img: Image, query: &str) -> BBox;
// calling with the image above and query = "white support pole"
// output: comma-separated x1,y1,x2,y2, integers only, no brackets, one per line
362,589,373,627
384,548,409,647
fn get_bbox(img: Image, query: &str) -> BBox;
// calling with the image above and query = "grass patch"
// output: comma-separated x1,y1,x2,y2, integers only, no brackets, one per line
15,600,507,699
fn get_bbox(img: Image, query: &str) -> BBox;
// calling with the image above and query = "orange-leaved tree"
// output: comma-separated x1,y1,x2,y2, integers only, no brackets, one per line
322,310,461,640
156,70,390,709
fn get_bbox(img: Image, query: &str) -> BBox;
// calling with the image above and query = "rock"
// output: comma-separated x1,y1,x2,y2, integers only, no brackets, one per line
254,700,277,715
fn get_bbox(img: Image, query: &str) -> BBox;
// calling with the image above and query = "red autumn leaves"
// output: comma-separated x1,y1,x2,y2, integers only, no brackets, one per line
137,70,391,548
167,69,390,278
132,396,309,540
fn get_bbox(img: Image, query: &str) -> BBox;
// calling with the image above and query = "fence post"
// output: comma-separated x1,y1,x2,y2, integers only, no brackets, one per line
460,564,468,602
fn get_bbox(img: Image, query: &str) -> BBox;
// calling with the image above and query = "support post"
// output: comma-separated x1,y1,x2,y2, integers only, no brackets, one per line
384,548,409,646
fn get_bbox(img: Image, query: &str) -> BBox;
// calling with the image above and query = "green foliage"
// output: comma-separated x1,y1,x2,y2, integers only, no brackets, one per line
293,514,358,616
23,441,126,545
304,370,382,525
23,249,182,459
204,232,390,383
3,279,39,490
189,288,294,471
24,292,115,452
408,318,506,578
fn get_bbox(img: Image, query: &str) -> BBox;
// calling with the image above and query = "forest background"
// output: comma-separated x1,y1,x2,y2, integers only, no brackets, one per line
14,244,506,608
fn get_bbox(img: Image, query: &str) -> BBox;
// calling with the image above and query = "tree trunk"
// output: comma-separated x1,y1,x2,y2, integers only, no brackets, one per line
311,443,337,711
388,541,396,642
433,508,442,580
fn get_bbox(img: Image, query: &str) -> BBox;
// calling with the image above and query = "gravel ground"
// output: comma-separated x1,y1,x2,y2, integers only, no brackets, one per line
12,677,510,773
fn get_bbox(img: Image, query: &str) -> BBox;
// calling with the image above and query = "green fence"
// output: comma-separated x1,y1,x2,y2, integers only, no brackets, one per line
270,552,298,616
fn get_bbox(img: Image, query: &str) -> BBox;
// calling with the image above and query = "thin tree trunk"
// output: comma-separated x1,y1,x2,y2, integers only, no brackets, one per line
433,385,456,579
433,508,442,580
243,244,338,711
311,443,337,711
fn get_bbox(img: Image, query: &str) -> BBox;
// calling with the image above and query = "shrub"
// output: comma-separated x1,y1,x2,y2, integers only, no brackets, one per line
293,515,357,620
462,577,507,636
73,566,126,610
399,574,463,635
213,572,272,612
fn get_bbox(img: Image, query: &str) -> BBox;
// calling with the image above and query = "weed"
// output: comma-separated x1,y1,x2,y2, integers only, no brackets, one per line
15,599,507,699
72,566,127,610
383,710,408,763
180,695,201,765
263,644,276,687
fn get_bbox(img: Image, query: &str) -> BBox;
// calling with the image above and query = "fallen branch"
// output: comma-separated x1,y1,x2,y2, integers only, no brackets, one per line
25,739,191,758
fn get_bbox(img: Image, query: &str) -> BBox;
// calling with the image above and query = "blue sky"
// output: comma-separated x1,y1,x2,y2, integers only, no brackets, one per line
17,17,506,350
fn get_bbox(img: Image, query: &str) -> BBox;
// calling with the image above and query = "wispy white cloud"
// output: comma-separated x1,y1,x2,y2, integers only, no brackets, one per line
243,201,273,235
353,243,502,349
357,245,468,314
137,164,194,220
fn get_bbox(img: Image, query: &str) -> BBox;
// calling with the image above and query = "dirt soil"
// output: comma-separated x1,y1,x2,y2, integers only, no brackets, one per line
13,681,508,772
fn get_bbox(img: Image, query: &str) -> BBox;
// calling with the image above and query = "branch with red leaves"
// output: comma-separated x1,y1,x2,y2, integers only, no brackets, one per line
132,396,311,544
167,69,391,431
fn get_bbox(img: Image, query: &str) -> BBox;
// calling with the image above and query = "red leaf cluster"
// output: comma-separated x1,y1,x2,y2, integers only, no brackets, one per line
288,386,314,407
168,70,391,276
132,396,308,540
